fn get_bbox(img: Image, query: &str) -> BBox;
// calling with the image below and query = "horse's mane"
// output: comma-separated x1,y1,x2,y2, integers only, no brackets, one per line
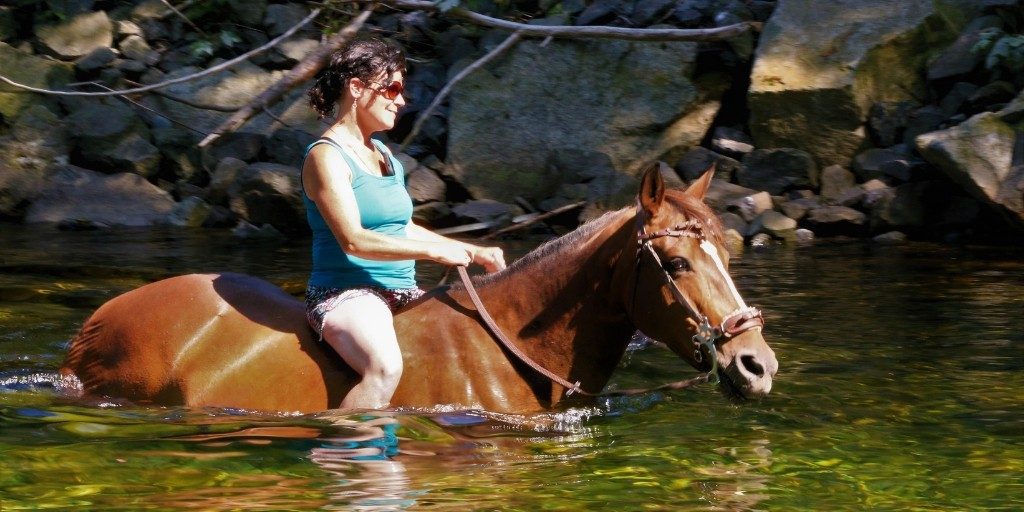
470,189,724,287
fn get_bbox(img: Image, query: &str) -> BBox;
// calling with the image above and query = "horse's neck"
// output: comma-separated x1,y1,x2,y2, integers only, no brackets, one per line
475,212,637,390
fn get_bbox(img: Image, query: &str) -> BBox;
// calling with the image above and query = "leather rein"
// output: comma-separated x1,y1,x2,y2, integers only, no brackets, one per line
455,207,764,399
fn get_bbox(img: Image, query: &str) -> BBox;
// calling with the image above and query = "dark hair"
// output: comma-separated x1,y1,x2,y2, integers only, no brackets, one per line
308,37,407,119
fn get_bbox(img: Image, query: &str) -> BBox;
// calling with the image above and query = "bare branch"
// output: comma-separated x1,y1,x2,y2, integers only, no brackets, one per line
479,201,586,240
379,0,760,41
400,30,523,150
0,8,322,97
197,7,374,147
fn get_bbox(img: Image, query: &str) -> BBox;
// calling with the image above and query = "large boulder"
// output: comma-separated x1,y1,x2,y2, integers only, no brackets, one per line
447,38,724,201
227,162,306,234
25,165,174,226
65,100,159,177
748,0,972,166
916,108,1024,230
0,43,75,120
0,105,72,218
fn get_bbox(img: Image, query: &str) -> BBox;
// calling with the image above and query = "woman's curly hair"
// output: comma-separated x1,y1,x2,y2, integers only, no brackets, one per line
308,37,406,119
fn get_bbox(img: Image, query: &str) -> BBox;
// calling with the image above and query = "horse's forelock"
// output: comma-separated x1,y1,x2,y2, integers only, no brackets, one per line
664,191,726,246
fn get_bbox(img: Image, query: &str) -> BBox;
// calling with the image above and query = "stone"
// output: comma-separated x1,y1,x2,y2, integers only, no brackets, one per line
748,210,797,238
869,181,930,231
0,43,74,120
0,7,15,42
631,0,677,26
265,128,316,167
939,82,980,117
804,205,868,236
851,147,905,182
276,38,320,65
452,199,521,224
718,211,747,234
25,166,174,226
406,167,447,204
738,148,818,194
779,197,820,220
926,17,1003,82
35,11,113,60
724,228,745,253
868,101,917,148
819,164,856,202
75,46,117,74
965,81,1017,115
704,179,759,212
115,20,144,39
749,232,773,248
794,228,815,246
902,105,946,146
710,126,755,157
412,201,452,227
65,100,159,176
225,0,268,27
748,0,970,167
448,37,719,201
232,220,285,240
916,111,1024,229
657,161,686,190
729,191,773,222
167,196,213,227
673,146,741,183
200,132,265,171
264,3,314,37
576,0,624,25
118,34,159,65
873,231,907,244
227,162,306,234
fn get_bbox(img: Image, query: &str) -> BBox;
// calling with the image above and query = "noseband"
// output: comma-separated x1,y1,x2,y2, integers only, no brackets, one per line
632,206,764,383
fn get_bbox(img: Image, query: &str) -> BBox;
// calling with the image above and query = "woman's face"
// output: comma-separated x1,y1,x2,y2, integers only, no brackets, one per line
355,70,406,133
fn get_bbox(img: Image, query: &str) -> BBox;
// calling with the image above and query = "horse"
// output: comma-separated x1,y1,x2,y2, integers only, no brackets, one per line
59,166,777,414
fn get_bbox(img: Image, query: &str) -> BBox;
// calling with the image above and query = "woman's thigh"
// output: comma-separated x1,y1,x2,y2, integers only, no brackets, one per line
320,292,401,374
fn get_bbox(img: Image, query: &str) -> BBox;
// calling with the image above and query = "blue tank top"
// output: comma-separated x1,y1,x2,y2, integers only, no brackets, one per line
303,138,416,290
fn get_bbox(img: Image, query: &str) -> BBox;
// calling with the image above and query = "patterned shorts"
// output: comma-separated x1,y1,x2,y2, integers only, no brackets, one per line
305,285,425,340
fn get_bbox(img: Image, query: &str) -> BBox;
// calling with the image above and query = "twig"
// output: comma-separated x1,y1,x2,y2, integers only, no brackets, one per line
478,201,585,240
0,8,322,97
159,0,206,37
123,79,238,112
198,7,373,148
400,30,522,149
377,0,760,41
262,106,293,128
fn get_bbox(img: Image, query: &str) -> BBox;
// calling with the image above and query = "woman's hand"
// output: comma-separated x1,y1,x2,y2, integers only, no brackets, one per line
472,246,506,273
429,243,473,267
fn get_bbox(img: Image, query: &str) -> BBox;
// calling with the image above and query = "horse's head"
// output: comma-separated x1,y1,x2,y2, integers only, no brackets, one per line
618,165,777,399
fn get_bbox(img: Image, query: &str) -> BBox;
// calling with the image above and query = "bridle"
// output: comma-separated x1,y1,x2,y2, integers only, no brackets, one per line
456,201,764,398
630,204,765,384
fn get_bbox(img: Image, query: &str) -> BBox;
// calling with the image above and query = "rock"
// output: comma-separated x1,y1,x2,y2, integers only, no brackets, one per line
0,7,15,42
729,191,773,222
167,196,213,227
738,148,818,194
36,11,113,60
868,101,917,148
749,232,773,248
779,197,820,220
0,43,74,120
903,105,946,146
115,20,144,39
926,16,1003,82
228,162,306,234
75,46,117,74
916,111,1024,229
576,0,624,25
673,147,741,183
406,167,446,204
748,210,797,238
833,186,867,208
794,228,815,246
152,126,203,183
657,161,686,190
724,228,745,253
748,0,969,166
276,38,320,65
25,166,174,226
939,82,980,117
873,231,907,244
704,179,758,212
851,147,905,182
804,205,868,236
448,37,720,201
631,0,677,27
65,100,158,177
869,181,930,231
232,220,285,240
225,0,268,27
547,148,618,183
200,132,265,171
265,128,316,167
819,164,856,202
264,3,314,37
452,199,521,224
999,89,1024,124
118,34,159,65
412,201,452,227
965,81,1017,115
718,211,747,234
710,126,755,157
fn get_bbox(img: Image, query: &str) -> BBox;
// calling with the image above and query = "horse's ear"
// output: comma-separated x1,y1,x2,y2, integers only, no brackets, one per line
639,162,665,219
684,163,715,201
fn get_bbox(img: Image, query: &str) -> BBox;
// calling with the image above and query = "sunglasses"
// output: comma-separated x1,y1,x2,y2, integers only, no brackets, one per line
368,80,404,100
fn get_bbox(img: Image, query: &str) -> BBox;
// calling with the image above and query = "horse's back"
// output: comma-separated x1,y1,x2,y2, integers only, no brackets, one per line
61,273,351,412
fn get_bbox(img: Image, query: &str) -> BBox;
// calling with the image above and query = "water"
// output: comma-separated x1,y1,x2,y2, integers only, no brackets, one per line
1,225,1021,510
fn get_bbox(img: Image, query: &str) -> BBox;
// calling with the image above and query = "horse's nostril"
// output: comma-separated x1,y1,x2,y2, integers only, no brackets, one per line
740,354,765,377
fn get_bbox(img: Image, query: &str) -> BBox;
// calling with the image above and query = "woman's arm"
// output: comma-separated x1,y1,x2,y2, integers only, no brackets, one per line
303,145,472,267
406,223,506,273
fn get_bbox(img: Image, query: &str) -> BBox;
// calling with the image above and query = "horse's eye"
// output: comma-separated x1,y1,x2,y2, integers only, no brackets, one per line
665,257,691,273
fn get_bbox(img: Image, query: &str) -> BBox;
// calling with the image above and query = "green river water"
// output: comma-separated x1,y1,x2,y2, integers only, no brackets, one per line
0,225,1021,511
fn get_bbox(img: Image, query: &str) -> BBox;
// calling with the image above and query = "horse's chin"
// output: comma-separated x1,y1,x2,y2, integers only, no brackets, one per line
717,364,772,401
716,368,749,401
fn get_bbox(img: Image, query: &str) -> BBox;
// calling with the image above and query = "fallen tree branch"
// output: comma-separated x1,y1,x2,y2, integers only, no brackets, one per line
198,7,373,148
478,201,586,240
373,0,760,41
0,8,322,97
399,30,523,150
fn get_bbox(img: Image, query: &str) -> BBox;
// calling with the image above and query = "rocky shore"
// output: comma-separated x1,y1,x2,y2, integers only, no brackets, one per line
1,0,1022,246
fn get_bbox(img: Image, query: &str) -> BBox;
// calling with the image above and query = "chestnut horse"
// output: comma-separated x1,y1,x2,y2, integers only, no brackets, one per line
60,168,777,413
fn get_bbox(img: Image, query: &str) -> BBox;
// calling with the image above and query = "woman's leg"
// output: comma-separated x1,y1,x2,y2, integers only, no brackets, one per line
320,292,402,409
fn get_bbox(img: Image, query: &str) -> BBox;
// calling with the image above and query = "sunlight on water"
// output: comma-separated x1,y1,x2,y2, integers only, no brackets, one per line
1,226,1022,510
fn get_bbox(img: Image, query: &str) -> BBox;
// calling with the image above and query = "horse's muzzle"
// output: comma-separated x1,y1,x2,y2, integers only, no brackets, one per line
720,330,777,399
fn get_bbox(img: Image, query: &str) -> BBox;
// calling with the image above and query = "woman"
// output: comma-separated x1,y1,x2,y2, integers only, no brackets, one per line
303,37,506,409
